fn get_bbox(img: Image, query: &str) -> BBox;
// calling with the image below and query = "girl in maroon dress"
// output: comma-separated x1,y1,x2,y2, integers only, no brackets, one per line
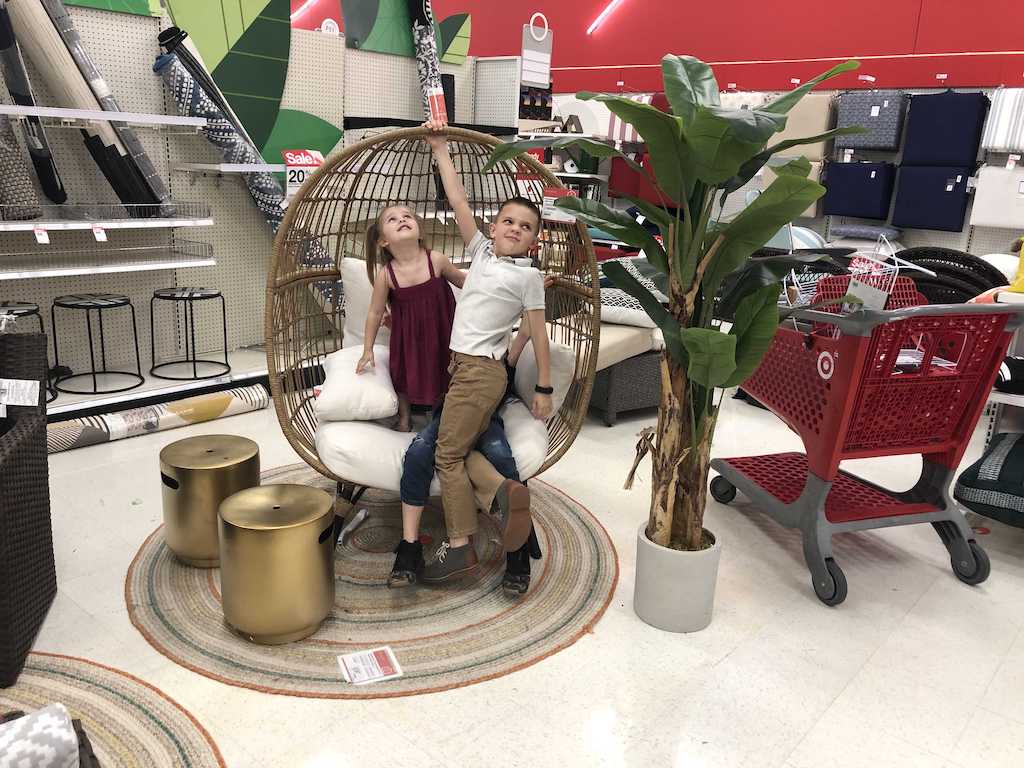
357,205,463,431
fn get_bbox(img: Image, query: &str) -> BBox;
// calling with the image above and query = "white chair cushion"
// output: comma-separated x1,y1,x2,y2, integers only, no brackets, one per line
342,257,389,349
596,323,658,371
315,399,548,493
514,339,575,412
981,253,1020,283
315,345,398,422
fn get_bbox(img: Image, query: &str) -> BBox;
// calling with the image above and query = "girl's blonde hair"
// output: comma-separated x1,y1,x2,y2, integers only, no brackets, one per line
364,205,429,284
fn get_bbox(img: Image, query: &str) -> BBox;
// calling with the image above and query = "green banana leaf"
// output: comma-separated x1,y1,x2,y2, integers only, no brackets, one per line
661,55,720,124
679,327,737,388
166,0,291,153
723,283,780,387
484,136,645,176
555,197,668,274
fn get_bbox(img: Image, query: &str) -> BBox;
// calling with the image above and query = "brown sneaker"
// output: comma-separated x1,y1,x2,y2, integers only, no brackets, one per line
493,480,532,552
421,540,479,584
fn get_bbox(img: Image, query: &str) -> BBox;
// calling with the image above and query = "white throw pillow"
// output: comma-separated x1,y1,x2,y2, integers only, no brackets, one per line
341,257,390,349
315,345,398,422
514,339,575,413
314,399,549,493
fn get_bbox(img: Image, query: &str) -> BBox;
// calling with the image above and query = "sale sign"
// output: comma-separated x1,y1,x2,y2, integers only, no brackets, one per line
282,149,325,206
290,0,342,34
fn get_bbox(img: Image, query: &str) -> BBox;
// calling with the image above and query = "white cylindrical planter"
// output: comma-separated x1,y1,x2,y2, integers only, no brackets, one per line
633,523,722,633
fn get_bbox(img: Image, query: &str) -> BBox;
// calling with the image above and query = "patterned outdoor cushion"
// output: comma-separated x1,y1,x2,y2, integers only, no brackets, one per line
835,90,909,150
599,257,667,328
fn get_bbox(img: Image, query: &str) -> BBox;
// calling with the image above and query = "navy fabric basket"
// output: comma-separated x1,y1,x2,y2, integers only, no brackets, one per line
835,90,909,150
901,90,989,166
891,166,973,231
821,162,896,220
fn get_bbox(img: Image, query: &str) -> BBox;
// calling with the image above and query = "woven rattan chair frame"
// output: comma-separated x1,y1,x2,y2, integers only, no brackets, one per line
265,127,600,489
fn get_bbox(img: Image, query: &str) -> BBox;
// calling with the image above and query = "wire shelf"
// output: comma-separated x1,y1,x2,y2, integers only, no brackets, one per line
0,202,214,231
0,240,215,281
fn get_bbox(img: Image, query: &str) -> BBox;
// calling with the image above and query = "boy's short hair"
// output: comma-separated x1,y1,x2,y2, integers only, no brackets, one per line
497,196,542,229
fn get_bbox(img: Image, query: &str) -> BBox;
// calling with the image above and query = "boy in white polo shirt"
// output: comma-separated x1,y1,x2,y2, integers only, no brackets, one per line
421,120,553,582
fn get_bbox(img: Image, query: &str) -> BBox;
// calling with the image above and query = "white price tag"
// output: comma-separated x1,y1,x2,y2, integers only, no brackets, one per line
726,82,737,89
858,74,877,83
281,149,325,206
337,646,402,685
870,105,881,117
883,99,890,107
92,226,107,242
790,78,801,85
0,402,5,418
956,175,963,183
936,73,948,80
847,278,889,311
870,170,877,179
1018,180,1024,196
0,378,40,407
1008,154,1021,170
946,183,955,192
33,227,49,244
843,149,854,163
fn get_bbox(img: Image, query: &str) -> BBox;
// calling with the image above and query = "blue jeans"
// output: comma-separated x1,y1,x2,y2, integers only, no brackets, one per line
400,410,519,507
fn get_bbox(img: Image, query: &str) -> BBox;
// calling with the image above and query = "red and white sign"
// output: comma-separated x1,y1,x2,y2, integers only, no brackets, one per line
427,85,448,124
290,0,342,34
542,186,577,223
282,149,325,205
337,646,403,685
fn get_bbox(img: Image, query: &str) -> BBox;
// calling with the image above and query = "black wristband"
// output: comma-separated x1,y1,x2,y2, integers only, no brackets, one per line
534,384,554,395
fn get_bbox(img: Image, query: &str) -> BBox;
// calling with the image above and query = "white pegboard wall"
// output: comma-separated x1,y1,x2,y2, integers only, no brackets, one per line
474,57,521,128
280,28,345,154
343,44,476,125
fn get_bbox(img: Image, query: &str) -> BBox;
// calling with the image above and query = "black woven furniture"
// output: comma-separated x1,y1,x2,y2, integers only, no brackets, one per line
149,287,229,381
590,350,662,426
0,332,55,688
0,302,55,403
51,293,143,395
895,247,1008,303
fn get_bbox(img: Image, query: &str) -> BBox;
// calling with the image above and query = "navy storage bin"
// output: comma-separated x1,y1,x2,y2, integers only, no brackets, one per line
821,162,896,220
901,90,989,166
835,90,909,150
891,166,973,232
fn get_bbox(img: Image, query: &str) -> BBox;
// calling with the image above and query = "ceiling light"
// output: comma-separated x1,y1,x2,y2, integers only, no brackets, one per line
587,0,628,35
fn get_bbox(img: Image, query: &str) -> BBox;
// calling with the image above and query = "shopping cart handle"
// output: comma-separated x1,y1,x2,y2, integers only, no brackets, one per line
789,303,1024,336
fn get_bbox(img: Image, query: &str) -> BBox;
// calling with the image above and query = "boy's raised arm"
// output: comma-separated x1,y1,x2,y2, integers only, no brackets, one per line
424,120,479,248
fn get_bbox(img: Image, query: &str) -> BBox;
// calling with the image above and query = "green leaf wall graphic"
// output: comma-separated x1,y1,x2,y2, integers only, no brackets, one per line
165,0,291,152
342,0,471,64
65,0,161,15
261,109,344,166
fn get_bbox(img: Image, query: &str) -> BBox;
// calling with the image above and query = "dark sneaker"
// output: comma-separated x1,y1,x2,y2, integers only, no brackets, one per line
388,540,424,588
421,539,479,584
492,480,532,552
502,539,532,596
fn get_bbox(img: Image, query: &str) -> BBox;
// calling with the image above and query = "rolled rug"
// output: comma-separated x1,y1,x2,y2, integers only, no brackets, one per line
153,51,340,309
0,0,64,204
0,113,41,220
7,0,155,209
406,0,447,122
39,0,169,215
0,703,79,768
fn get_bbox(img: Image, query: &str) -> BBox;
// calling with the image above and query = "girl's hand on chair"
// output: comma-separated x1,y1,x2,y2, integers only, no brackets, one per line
532,393,553,420
423,120,448,150
356,352,375,374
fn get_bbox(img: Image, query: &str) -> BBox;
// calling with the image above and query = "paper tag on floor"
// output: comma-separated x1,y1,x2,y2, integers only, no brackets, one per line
846,278,888,311
338,646,402,685
0,378,40,407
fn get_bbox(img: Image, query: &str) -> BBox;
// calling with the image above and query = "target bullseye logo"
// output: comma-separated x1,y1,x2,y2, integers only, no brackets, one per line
817,351,835,380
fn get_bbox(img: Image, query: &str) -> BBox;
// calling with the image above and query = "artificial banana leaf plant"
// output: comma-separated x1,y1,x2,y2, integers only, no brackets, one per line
487,55,864,551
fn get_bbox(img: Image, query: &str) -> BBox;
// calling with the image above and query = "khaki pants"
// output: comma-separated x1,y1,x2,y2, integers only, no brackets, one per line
437,353,508,538
467,451,505,515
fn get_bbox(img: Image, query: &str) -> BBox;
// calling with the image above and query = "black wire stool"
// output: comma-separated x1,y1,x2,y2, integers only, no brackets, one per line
51,294,144,395
149,288,230,381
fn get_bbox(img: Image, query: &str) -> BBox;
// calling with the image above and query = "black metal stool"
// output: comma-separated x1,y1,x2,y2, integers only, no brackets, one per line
149,287,229,381
51,293,144,395
0,301,57,403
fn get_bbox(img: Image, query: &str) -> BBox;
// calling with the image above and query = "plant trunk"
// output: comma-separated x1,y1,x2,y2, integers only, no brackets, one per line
647,353,711,551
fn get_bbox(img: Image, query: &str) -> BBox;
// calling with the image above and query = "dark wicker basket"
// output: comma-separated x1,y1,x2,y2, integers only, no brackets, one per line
0,333,55,687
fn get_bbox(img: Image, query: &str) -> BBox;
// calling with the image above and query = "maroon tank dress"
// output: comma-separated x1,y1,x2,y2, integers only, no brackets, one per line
386,251,457,406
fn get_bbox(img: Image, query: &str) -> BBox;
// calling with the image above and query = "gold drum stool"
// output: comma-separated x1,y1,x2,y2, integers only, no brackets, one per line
159,435,260,567
218,484,336,645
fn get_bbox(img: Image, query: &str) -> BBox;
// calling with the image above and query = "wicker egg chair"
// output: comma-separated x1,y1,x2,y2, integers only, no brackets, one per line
265,127,600,502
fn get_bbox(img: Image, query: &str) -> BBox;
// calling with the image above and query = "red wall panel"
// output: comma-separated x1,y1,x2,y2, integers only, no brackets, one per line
434,0,1024,91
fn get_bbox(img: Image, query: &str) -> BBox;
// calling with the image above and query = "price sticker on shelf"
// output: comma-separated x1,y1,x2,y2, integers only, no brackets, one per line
282,149,325,206
92,226,107,242
1008,154,1021,170
33,227,49,244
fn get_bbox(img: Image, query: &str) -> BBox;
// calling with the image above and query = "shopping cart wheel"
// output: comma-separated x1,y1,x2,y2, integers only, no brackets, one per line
710,476,737,504
951,541,990,586
812,558,847,606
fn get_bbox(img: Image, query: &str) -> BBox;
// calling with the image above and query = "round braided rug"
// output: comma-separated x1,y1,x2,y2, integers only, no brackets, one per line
0,653,224,767
126,463,617,699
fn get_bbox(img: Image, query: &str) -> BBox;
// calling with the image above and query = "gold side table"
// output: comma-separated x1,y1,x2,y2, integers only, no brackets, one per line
159,435,260,567
218,484,336,645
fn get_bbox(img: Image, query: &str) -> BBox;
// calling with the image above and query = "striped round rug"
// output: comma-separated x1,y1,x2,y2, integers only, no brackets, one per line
0,653,224,767
126,463,617,699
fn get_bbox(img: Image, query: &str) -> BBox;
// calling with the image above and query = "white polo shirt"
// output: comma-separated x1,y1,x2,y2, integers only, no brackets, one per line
449,231,545,359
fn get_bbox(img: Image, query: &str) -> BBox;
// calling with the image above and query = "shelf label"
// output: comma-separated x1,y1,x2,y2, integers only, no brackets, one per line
1008,154,1021,170
92,226,107,242
33,227,48,244
0,378,39,409
282,149,325,207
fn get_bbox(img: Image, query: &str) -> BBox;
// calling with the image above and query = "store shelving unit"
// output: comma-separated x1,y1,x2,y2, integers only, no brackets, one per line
0,241,215,281
0,202,213,232
175,162,286,174
0,103,206,132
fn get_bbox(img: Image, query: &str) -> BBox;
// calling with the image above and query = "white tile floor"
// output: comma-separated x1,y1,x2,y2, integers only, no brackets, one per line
36,395,1024,767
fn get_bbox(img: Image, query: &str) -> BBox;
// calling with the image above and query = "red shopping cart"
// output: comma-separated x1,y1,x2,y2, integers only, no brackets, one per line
711,276,1024,605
